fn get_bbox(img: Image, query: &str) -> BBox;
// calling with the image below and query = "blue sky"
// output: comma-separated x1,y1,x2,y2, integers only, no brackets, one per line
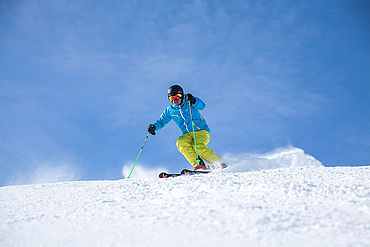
0,0,369,185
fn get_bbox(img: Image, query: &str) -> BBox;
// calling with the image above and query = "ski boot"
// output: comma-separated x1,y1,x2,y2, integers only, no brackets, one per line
193,156,209,171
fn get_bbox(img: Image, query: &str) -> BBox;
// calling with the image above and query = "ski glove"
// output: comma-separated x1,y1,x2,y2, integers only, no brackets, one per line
148,124,156,135
185,93,196,105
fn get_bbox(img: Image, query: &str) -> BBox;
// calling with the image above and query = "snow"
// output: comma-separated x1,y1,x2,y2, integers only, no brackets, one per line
1,149,369,246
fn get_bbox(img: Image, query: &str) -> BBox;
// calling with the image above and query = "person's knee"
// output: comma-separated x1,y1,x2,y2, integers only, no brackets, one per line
177,133,193,149
195,130,210,145
176,138,182,150
176,137,190,150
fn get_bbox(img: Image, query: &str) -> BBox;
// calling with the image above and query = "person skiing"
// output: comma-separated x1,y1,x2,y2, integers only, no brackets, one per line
147,85,227,170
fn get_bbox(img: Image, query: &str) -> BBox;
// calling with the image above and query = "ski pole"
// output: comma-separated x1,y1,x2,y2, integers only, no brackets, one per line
126,133,150,179
188,101,200,165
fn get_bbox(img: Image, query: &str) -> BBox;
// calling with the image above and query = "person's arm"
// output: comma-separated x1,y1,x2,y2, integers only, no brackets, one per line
153,107,172,132
185,93,206,110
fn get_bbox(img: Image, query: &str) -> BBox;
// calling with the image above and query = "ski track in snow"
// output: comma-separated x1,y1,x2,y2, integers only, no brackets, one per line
0,166,369,247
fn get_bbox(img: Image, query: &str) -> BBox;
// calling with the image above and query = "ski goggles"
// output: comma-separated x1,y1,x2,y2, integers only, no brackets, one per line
169,94,182,101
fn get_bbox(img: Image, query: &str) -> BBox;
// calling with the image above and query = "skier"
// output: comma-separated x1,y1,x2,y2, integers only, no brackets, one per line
148,85,227,170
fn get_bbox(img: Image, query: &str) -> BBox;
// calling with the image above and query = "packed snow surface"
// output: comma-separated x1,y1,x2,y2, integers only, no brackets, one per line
1,166,369,247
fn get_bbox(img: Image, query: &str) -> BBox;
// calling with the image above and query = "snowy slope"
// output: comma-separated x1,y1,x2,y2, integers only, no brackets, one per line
1,165,369,247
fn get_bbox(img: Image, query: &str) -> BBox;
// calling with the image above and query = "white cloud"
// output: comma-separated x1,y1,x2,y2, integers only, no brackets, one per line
7,162,81,186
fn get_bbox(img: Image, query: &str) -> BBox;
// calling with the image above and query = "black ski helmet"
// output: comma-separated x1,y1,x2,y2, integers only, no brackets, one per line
168,85,184,97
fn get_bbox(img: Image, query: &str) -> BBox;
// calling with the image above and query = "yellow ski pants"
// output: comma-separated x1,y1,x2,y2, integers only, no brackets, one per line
176,130,222,167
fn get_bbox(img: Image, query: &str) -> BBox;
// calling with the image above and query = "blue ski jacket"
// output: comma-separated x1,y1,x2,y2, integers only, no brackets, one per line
153,97,210,135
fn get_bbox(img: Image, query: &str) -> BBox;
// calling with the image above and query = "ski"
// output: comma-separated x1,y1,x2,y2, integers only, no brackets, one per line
158,172,182,178
158,169,211,178
181,169,211,175
158,164,228,178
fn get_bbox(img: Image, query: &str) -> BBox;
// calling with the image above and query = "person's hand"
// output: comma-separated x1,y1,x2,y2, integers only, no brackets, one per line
185,93,196,105
147,124,156,135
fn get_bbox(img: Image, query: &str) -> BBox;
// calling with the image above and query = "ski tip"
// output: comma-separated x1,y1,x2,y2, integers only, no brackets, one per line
181,169,191,175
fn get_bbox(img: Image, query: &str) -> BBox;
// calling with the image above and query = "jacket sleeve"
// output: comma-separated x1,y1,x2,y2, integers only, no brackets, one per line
153,107,172,131
192,97,206,110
